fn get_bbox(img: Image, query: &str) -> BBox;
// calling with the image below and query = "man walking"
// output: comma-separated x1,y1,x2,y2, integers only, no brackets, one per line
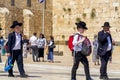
29,33,38,62
7,21,28,77
71,21,92,80
98,22,113,80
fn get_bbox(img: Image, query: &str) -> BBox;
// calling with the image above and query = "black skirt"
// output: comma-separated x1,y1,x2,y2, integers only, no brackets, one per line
38,48,44,57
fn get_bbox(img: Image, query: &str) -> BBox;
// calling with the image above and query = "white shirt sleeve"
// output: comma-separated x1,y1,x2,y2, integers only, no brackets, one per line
48,41,53,46
29,37,31,43
35,38,38,44
72,35,79,46
36,39,39,44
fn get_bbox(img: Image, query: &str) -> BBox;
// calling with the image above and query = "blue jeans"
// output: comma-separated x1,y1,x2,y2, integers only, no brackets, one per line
47,51,54,61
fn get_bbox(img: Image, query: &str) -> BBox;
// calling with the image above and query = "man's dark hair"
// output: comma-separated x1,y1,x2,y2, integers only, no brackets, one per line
33,32,37,36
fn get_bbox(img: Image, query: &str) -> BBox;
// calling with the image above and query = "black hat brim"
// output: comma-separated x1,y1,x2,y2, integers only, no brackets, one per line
84,27,88,30
75,23,88,30
10,23,23,28
102,26,111,28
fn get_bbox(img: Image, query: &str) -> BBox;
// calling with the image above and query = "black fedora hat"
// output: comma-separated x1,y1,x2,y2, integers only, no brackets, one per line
75,21,88,30
10,21,23,28
102,22,111,28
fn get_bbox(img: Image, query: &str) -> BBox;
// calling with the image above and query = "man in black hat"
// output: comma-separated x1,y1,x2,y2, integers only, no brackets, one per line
7,21,28,77
71,21,92,80
98,22,114,79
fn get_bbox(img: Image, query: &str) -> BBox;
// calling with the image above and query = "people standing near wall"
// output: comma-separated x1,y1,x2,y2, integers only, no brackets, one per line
37,33,47,62
7,21,28,77
71,21,93,80
47,36,55,63
98,22,114,79
22,35,29,58
92,35,100,66
29,33,38,62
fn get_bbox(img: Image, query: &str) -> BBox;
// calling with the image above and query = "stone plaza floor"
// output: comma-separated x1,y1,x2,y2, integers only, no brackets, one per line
0,62,120,80
0,46,120,80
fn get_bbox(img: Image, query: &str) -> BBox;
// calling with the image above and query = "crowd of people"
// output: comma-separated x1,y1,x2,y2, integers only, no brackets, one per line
0,33,55,64
0,21,56,78
29,32,55,62
0,30,55,64
0,20,115,80
71,21,115,80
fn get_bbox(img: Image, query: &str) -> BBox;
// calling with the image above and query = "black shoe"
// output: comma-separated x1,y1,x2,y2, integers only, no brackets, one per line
20,74,28,78
103,76,109,80
8,74,14,77
100,76,104,79
100,76,109,80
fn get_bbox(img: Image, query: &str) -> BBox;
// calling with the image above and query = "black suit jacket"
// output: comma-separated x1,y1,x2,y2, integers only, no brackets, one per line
97,30,112,56
7,31,23,54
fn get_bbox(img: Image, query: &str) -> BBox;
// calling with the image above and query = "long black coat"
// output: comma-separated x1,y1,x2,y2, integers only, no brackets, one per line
7,31,23,54
97,30,112,56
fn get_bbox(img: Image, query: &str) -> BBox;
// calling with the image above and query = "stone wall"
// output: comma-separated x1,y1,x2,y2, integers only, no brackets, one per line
53,0,120,41
0,0,52,38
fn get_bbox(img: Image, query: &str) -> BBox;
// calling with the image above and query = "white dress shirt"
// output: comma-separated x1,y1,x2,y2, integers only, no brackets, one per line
107,36,112,51
72,32,83,51
104,31,112,51
13,32,21,50
29,35,37,46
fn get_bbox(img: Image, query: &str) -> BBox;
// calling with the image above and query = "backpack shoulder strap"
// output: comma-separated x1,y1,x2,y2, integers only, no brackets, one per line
74,33,82,41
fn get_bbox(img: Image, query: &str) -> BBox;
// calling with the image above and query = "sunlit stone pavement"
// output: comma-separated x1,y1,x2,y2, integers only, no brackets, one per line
0,46,120,80
0,57,120,80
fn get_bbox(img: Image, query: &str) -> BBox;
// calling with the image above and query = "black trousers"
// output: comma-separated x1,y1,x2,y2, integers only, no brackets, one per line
100,51,111,77
8,50,25,75
71,51,91,80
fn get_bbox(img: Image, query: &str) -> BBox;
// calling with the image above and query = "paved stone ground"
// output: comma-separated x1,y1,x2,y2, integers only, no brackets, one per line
0,46,120,80
0,56,120,80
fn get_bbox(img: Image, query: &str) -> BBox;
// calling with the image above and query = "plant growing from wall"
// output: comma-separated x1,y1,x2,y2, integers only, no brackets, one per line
82,13,86,19
62,35,65,40
62,35,65,45
63,8,72,25
115,7,118,12
63,8,67,12
76,18,81,23
91,8,96,19
67,8,71,24
68,8,71,13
